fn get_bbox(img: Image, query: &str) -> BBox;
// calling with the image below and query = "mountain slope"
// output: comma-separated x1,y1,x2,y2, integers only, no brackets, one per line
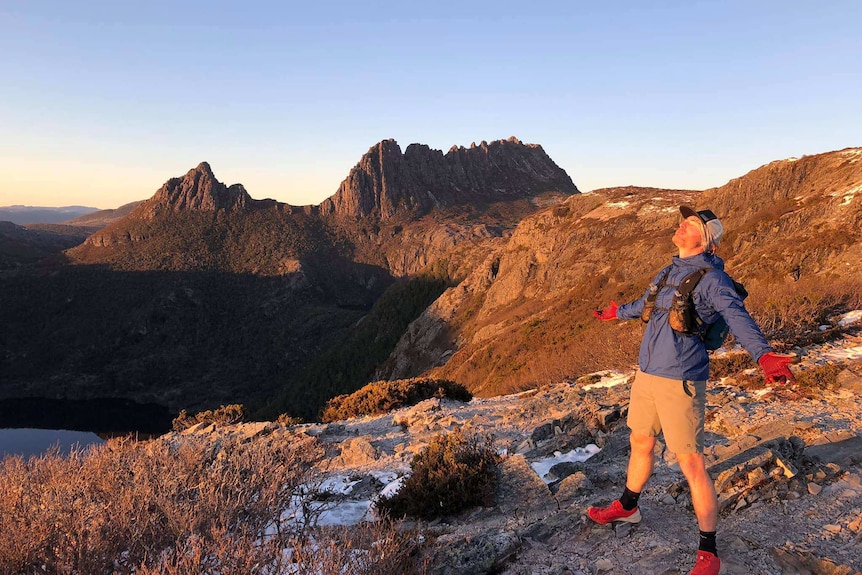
380,148,862,396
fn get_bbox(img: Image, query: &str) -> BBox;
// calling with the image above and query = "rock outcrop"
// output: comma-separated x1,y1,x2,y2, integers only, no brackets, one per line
321,137,579,221
143,161,252,217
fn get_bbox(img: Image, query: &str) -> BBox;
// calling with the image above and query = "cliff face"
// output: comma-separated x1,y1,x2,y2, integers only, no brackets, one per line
321,137,579,221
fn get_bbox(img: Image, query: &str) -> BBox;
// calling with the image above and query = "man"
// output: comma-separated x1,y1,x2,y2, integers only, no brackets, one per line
590,206,795,575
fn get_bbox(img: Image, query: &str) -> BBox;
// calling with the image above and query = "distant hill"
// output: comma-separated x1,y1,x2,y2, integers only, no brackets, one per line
0,205,99,225
0,221,85,269
65,201,144,227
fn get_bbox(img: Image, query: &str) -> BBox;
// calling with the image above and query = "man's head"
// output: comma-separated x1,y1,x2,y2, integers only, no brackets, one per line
675,206,724,254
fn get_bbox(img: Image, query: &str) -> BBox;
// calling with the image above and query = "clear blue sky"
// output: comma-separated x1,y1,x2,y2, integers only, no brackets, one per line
1,0,860,209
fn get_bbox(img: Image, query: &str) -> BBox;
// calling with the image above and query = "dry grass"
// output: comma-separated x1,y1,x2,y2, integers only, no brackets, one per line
745,276,862,344
0,431,427,575
137,520,429,575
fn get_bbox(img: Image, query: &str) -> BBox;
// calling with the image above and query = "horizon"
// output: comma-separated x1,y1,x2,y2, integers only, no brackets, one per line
2,1,861,210
1,142,856,212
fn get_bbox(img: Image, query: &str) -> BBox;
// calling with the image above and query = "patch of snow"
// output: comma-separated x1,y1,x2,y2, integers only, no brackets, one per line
317,500,374,526
710,343,745,357
821,345,862,362
838,310,862,327
582,370,630,391
829,183,861,202
839,148,862,162
530,444,601,483
606,201,630,209
319,475,360,496
370,470,401,485
377,475,406,499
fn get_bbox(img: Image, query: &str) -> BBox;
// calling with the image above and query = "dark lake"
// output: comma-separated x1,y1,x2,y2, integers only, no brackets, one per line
0,397,174,459
0,428,104,459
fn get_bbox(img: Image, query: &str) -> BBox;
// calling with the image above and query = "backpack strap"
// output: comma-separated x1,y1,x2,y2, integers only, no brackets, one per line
676,268,710,298
640,267,672,323
675,267,712,334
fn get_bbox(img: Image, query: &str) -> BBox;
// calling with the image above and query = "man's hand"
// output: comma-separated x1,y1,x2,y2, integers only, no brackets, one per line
758,352,797,385
593,300,618,321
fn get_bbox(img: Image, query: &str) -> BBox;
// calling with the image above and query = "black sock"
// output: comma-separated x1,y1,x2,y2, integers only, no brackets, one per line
619,487,640,510
698,531,717,556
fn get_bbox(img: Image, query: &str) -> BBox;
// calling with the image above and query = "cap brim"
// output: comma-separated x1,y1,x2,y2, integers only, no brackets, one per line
679,205,698,219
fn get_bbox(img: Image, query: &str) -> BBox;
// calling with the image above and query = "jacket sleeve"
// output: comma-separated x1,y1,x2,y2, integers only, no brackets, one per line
702,272,773,361
616,266,669,321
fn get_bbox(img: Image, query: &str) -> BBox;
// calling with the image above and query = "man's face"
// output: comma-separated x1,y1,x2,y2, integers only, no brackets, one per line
673,216,706,250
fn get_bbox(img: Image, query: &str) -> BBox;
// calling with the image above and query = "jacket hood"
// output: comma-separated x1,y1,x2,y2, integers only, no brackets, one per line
672,251,725,271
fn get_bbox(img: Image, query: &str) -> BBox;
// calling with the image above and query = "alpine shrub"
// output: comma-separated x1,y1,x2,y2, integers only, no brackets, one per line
375,430,500,520
321,378,472,422
172,404,247,431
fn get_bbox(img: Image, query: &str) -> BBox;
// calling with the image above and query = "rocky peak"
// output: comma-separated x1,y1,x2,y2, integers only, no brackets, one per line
321,137,579,221
144,162,251,217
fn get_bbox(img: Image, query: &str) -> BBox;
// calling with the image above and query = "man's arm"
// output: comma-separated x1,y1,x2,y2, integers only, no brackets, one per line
704,272,795,383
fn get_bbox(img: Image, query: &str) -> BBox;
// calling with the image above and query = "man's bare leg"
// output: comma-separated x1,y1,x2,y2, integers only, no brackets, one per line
626,431,657,492
676,451,718,531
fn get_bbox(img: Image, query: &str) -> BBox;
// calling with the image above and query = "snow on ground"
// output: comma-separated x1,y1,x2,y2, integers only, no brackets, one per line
838,310,862,327
839,148,862,162
530,444,601,484
581,370,630,391
821,344,862,362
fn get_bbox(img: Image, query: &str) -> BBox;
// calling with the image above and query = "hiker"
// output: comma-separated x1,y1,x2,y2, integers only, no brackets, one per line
589,206,795,575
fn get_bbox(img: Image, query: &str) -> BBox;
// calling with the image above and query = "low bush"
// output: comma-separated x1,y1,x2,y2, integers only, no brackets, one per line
375,430,500,520
172,403,246,431
321,378,472,423
794,362,845,396
710,352,756,379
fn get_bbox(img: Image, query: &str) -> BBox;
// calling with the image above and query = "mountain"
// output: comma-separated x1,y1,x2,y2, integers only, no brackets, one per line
0,205,100,225
1,137,577,421
321,137,578,221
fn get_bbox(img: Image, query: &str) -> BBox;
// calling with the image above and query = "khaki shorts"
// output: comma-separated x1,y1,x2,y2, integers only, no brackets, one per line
627,370,706,454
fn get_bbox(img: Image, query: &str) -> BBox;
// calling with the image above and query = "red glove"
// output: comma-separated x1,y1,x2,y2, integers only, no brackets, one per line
593,300,618,321
758,352,796,385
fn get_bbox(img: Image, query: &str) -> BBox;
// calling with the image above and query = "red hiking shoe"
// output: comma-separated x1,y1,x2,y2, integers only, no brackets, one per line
587,500,642,524
689,550,721,575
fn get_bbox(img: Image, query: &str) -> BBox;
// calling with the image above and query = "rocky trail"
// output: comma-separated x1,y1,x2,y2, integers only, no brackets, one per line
178,330,862,575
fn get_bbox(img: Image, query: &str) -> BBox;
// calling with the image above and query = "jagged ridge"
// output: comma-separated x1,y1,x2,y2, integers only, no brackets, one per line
321,137,579,220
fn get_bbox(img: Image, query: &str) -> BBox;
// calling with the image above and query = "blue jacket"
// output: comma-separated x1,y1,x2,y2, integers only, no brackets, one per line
617,252,772,381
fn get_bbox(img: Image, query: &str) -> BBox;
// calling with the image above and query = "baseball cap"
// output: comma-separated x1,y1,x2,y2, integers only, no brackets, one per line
680,205,723,252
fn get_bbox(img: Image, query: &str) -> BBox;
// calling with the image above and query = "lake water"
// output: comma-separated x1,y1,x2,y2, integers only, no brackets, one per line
0,428,104,460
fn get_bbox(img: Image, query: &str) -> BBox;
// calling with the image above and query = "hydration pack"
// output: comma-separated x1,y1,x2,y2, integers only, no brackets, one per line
641,267,748,351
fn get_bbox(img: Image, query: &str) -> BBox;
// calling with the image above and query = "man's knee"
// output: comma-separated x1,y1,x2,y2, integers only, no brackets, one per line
629,431,656,455
676,451,708,479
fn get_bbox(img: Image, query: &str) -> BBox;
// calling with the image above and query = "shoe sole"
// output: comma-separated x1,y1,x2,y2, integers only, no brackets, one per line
587,507,642,524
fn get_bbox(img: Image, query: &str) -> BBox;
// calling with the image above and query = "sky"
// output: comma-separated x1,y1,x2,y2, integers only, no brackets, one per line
1,0,860,209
